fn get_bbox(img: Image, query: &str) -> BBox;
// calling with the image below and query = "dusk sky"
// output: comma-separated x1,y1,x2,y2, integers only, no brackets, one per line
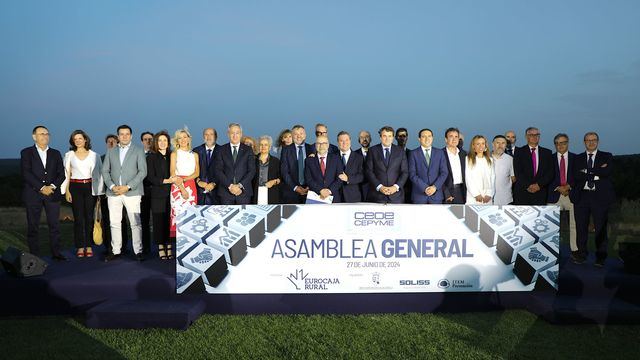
1,0,639,157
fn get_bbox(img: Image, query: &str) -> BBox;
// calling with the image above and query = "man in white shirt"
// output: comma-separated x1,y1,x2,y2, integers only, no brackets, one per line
442,127,467,204
491,135,515,205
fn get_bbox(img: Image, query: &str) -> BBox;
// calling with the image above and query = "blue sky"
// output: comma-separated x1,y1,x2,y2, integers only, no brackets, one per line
1,0,639,157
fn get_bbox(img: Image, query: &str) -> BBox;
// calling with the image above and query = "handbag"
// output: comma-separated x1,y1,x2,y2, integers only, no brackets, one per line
93,197,103,245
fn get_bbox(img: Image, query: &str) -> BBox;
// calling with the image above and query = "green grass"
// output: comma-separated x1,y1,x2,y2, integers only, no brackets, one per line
1,312,639,359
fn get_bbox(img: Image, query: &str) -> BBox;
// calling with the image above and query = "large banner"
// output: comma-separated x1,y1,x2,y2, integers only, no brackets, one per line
176,204,560,294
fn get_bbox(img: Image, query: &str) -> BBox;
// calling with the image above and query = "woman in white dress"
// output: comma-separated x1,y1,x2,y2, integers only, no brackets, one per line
61,130,104,258
169,128,200,258
465,135,495,205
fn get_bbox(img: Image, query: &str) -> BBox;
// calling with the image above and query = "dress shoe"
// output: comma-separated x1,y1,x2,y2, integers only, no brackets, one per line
52,254,68,261
594,259,605,268
570,253,585,265
104,254,121,262
135,253,144,262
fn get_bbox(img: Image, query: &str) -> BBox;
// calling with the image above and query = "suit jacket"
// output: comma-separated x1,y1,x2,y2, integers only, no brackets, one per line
356,147,369,201
193,143,220,204
340,150,365,202
442,147,467,202
252,155,281,204
305,152,344,203
364,144,408,203
20,145,65,203
280,142,316,203
547,151,576,203
215,143,256,199
570,151,615,206
102,144,148,197
408,147,449,204
513,145,554,205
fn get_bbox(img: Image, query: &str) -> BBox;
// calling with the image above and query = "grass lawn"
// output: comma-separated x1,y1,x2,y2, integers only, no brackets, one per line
1,311,639,359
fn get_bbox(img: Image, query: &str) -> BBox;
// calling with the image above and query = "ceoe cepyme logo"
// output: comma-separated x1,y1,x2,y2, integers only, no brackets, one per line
353,212,394,226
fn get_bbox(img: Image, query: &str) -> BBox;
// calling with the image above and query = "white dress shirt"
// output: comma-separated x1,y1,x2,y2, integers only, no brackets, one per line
446,147,463,185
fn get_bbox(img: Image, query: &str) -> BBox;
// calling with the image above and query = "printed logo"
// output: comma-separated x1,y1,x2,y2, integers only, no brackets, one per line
191,248,213,264
372,272,381,285
399,279,430,286
353,212,395,227
286,269,340,291
528,248,549,263
437,279,450,289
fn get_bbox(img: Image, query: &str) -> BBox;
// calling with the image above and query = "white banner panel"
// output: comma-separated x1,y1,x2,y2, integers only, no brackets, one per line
175,204,560,294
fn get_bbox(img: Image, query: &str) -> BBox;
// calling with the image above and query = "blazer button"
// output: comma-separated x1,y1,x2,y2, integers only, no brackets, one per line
44,171,48,174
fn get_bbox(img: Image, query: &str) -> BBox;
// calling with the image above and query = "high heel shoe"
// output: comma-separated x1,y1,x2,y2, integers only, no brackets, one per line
158,244,168,260
166,244,174,260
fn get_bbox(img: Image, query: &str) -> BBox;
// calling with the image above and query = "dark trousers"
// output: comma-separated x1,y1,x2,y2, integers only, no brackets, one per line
25,198,61,256
445,185,465,204
141,193,151,253
69,182,96,248
220,194,251,205
100,195,129,255
575,191,610,261
152,210,170,247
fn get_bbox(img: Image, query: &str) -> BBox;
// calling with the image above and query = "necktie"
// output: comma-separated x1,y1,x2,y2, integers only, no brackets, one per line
342,153,347,166
297,145,305,185
207,149,212,167
232,146,238,162
587,153,594,189
384,148,390,166
320,157,326,176
559,154,566,186
425,148,431,167
531,148,537,176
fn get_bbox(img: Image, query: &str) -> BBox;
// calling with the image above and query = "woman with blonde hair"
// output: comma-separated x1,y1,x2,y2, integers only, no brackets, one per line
169,128,199,257
465,135,495,204
242,135,257,155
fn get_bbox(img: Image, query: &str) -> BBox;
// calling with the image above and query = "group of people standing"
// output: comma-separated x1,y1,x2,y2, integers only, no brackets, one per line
20,123,614,267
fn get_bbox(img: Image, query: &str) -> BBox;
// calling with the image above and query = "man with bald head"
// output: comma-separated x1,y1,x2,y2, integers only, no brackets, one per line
193,127,219,205
305,135,344,202
505,130,517,156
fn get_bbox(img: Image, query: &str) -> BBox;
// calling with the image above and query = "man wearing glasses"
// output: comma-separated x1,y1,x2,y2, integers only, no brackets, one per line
314,123,339,155
513,127,554,205
570,132,615,267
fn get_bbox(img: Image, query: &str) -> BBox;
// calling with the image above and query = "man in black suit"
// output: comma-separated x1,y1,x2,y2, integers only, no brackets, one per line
513,127,554,205
215,123,256,205
442,127,467,204
547,133,578,259
20,125,66,260
365,126,409,204
314,123,339,155
570,132,615,267
505,130,517,156
140,131,153,254
395,127,412,203
193,128,219,205
280,124,315,204
305,135,344,202
357,130,371,201
336,131,364,202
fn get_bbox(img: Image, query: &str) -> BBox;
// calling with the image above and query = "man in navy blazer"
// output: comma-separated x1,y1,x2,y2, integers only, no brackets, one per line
337,131,364,202
304,135,344,202
547,133,578,259
570,132,615,267
513,127,554,205
442,127,467,204
215,123,256,205
193,128,219,205
280,124,315,204
408,128,449,204
365,126,409,204
20,125,67,260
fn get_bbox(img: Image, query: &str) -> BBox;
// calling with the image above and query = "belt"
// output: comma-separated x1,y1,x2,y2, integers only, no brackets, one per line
70,179,92,184
453,184,464,188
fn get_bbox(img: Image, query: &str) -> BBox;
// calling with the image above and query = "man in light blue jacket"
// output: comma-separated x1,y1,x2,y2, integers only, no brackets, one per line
101,124,147,261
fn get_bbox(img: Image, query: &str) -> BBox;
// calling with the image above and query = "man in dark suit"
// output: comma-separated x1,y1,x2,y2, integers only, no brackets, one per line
280,124,315,204
395,127,412,203
140,131,153,254
357,130,371,201
215,123,256,205
193,128,219,205
408,128,449,204
505,130,517,156
547,133,578,260
365,126,409,204
442,127,467,204
20,125,67,260
513,127,554,205
305,135,344,202
570,132,615,267
336,131,364,202
314,123,339,155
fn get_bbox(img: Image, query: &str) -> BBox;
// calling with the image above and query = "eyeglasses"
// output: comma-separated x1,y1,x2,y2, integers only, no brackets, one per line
317,142,329,146
316,131,327,136
585,139,598,143
554,141,568,145
527,133,541,137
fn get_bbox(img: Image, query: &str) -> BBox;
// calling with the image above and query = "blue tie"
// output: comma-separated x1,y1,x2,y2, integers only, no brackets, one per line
342,153,347,166
587,153,595,189
297,145,305,185
206,149,212,167
384,148,390,166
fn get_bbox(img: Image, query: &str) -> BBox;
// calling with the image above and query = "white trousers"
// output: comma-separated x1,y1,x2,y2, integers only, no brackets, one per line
549,194,577,251
108,195,142,255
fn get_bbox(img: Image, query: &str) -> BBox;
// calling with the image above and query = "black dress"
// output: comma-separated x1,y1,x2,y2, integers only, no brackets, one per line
146,151,171,245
